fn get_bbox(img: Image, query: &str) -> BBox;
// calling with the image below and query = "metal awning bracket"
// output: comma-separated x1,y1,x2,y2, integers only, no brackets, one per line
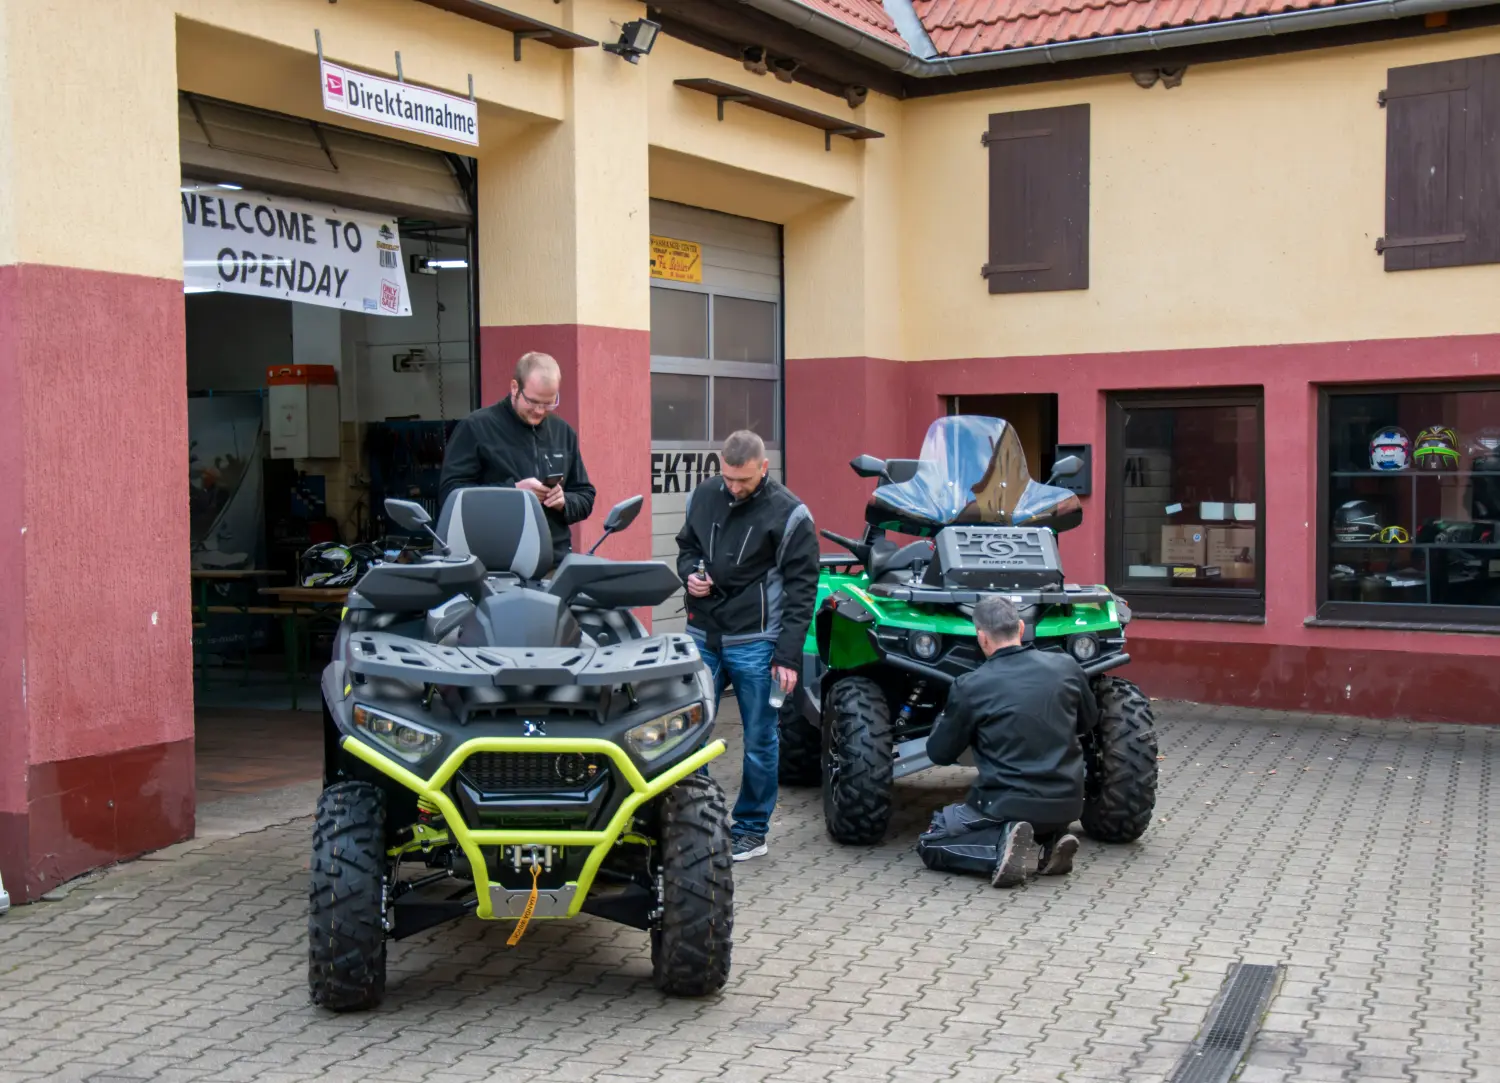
514,29,547,62
716,93,750,121
826,126,858,151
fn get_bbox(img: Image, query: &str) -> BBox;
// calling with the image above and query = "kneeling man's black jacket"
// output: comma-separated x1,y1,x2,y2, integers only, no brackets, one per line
926,645,1099,826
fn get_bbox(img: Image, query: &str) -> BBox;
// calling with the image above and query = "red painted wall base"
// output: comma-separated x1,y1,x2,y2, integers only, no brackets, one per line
0,739,195,904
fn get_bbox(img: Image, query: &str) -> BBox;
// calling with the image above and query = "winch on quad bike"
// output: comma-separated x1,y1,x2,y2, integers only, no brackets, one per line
310,488,734,1012
776,415,1159,848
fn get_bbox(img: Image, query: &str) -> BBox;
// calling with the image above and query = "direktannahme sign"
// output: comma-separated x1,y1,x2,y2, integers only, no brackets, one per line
181,185,412,316
320,60,479,147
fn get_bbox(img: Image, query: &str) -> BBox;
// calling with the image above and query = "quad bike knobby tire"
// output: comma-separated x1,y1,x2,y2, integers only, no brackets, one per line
651,773,734,996
821,676,893,846
1080,676,1159,844
777,700,821,786
308,781,389,1011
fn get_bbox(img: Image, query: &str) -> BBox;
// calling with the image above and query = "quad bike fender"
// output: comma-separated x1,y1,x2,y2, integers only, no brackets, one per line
814,590,881,671
340,734,726,921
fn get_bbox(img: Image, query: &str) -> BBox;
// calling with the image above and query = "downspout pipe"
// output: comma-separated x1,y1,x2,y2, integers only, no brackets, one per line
737,0,1500,76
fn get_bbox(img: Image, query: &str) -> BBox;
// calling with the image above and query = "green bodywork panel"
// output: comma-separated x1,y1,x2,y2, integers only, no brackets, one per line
810,571,1121,670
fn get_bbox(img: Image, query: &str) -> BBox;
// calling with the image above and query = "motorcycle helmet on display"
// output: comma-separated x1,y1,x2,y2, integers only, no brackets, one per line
1368,427,1411,471
1332,500,1383,543
1412,426,1459,471
300,542,379,588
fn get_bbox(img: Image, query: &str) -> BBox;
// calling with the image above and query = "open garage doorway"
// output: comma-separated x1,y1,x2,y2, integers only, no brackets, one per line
947,393,1060,482
180,95,477,807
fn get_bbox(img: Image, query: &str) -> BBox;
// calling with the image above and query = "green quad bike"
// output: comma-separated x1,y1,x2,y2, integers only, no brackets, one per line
310,487,732,1011
777,415,1159,847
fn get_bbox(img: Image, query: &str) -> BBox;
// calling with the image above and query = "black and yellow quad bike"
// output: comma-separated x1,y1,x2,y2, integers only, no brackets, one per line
310,489,732,1011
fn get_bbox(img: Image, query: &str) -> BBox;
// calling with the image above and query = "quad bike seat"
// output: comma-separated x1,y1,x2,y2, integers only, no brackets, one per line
437,486,554,581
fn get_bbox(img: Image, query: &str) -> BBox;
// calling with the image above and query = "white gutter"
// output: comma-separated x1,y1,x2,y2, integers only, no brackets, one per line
737,0,1500,76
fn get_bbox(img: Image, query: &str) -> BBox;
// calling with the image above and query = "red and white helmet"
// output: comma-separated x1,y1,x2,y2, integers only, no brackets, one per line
1369,427,1411,471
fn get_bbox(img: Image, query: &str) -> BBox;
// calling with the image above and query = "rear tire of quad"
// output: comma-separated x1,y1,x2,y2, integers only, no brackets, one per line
1080,676,1159,844
778,702,822,787
821,677,893,846
651,774,734,997
308,781,388,1012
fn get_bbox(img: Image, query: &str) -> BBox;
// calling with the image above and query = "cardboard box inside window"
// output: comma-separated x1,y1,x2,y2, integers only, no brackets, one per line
1207,526,1256,581
1161,525,1207,566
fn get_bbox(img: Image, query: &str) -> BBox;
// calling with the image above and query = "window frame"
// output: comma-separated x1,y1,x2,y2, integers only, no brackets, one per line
1315,379,1500,630
649,279,781,449
1105,387,1267,621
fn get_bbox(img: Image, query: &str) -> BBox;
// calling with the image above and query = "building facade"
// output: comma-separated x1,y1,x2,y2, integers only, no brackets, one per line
2,0,1498,900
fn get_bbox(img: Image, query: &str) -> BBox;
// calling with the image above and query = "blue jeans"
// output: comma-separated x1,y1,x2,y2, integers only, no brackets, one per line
699,639,778,840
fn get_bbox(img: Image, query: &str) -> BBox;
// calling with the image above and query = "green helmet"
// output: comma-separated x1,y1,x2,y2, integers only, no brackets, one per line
1413,426,1459,471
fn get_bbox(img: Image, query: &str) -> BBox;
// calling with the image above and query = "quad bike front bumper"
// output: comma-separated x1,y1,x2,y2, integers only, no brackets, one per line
341,733,726,921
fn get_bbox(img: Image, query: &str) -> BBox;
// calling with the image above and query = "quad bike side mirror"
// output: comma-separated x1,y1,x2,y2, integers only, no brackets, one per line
384,498,449,555
883,458,923,485
1047,455,1084,484
850,454,888,479
385,498,431,531
589,495,644,555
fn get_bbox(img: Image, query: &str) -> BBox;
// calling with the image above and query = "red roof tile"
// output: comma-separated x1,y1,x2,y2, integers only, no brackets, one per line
799,0,912,50
913,0,1352,55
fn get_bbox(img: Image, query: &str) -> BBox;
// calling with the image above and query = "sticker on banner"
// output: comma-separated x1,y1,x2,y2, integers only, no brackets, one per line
180,185,412,316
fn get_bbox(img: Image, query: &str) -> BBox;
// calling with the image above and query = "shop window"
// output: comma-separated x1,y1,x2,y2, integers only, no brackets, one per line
711,296,776,364
1380,53,1500,272
1319,383,1500,627
713,377,776,441
650,287,708,359
1106,390,1265,619
983,103,1089,295
650,373,708,441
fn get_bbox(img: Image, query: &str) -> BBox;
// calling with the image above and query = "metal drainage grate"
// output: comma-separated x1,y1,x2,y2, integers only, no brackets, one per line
1168,962,1283,1083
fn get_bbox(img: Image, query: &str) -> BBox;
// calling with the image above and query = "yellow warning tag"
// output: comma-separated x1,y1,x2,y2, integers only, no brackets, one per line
506,863,541,946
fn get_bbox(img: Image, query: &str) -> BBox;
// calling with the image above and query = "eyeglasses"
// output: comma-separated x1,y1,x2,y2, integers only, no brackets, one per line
516,386,561,411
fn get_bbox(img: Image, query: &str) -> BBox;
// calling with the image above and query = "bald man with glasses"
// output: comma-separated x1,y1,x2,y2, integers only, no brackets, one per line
440,351,596,565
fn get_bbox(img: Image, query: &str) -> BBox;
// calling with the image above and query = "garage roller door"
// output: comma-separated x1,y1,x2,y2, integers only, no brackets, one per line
179,93,471,224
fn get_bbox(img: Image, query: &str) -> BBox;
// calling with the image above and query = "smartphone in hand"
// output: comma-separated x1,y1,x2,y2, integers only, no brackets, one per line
544,471,565,487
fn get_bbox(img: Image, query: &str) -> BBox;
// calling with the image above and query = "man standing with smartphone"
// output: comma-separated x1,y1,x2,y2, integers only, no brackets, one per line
439,351,595,566
676,430,820,861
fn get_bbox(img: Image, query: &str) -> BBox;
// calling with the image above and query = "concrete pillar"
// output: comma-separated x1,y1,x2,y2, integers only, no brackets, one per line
0,0,193,902
474,0,652,564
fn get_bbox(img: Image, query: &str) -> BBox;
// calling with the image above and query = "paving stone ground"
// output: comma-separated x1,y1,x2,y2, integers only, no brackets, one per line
2,701,1497,1083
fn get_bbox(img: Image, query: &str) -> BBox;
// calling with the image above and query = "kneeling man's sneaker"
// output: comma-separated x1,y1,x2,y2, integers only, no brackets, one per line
732,834,768,862
990,822,1040,888
1039,834,1079,876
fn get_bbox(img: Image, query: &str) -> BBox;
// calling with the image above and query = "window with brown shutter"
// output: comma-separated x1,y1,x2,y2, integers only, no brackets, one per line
982,103,1089,294
1380,53,1500,271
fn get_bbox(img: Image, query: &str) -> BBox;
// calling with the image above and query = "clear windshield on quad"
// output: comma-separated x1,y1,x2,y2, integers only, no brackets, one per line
868,415,1082,532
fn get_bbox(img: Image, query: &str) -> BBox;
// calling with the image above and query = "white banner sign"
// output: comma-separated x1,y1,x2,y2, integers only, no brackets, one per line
320,60,478,146
181,185,411,316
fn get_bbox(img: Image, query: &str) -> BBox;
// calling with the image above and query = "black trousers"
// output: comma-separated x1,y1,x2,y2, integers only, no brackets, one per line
916,803,1072,876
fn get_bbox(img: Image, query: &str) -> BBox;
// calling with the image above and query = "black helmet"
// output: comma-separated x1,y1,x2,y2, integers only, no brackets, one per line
1332,500,1382,543
300,542,378,588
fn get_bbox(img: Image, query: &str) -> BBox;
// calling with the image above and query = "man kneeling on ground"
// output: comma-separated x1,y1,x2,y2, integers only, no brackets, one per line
916,595,1099,888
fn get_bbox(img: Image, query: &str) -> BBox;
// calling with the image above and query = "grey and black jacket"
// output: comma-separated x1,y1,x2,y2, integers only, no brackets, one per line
674,475,819,669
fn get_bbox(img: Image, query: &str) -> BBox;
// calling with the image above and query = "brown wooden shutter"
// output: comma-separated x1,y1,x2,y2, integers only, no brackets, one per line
1380,53,1500,271
983,104,1089,294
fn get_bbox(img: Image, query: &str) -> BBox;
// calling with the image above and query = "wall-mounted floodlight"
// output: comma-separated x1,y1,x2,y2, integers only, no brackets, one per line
602,18,660,64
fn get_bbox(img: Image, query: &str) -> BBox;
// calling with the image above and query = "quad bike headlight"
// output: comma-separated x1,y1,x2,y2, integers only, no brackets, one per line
908,631,941,661
626,703,707,762
353,705,444,764
1067,634,1100,663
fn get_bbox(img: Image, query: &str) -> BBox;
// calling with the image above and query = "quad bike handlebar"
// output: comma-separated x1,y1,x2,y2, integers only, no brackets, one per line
820,528,871,568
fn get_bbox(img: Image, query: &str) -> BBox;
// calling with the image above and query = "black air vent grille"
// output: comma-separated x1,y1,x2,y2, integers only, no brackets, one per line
458,752,608,792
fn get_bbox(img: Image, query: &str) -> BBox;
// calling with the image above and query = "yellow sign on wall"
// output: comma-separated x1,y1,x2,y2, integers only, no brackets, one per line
650,235,702,283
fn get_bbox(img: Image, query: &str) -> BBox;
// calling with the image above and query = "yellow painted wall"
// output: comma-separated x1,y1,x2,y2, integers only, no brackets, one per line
898,26,1500,362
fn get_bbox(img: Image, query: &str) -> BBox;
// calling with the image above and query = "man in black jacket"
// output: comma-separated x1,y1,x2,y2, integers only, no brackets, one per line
676,430,820,861
917,595,1098,887
439,351,595,566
